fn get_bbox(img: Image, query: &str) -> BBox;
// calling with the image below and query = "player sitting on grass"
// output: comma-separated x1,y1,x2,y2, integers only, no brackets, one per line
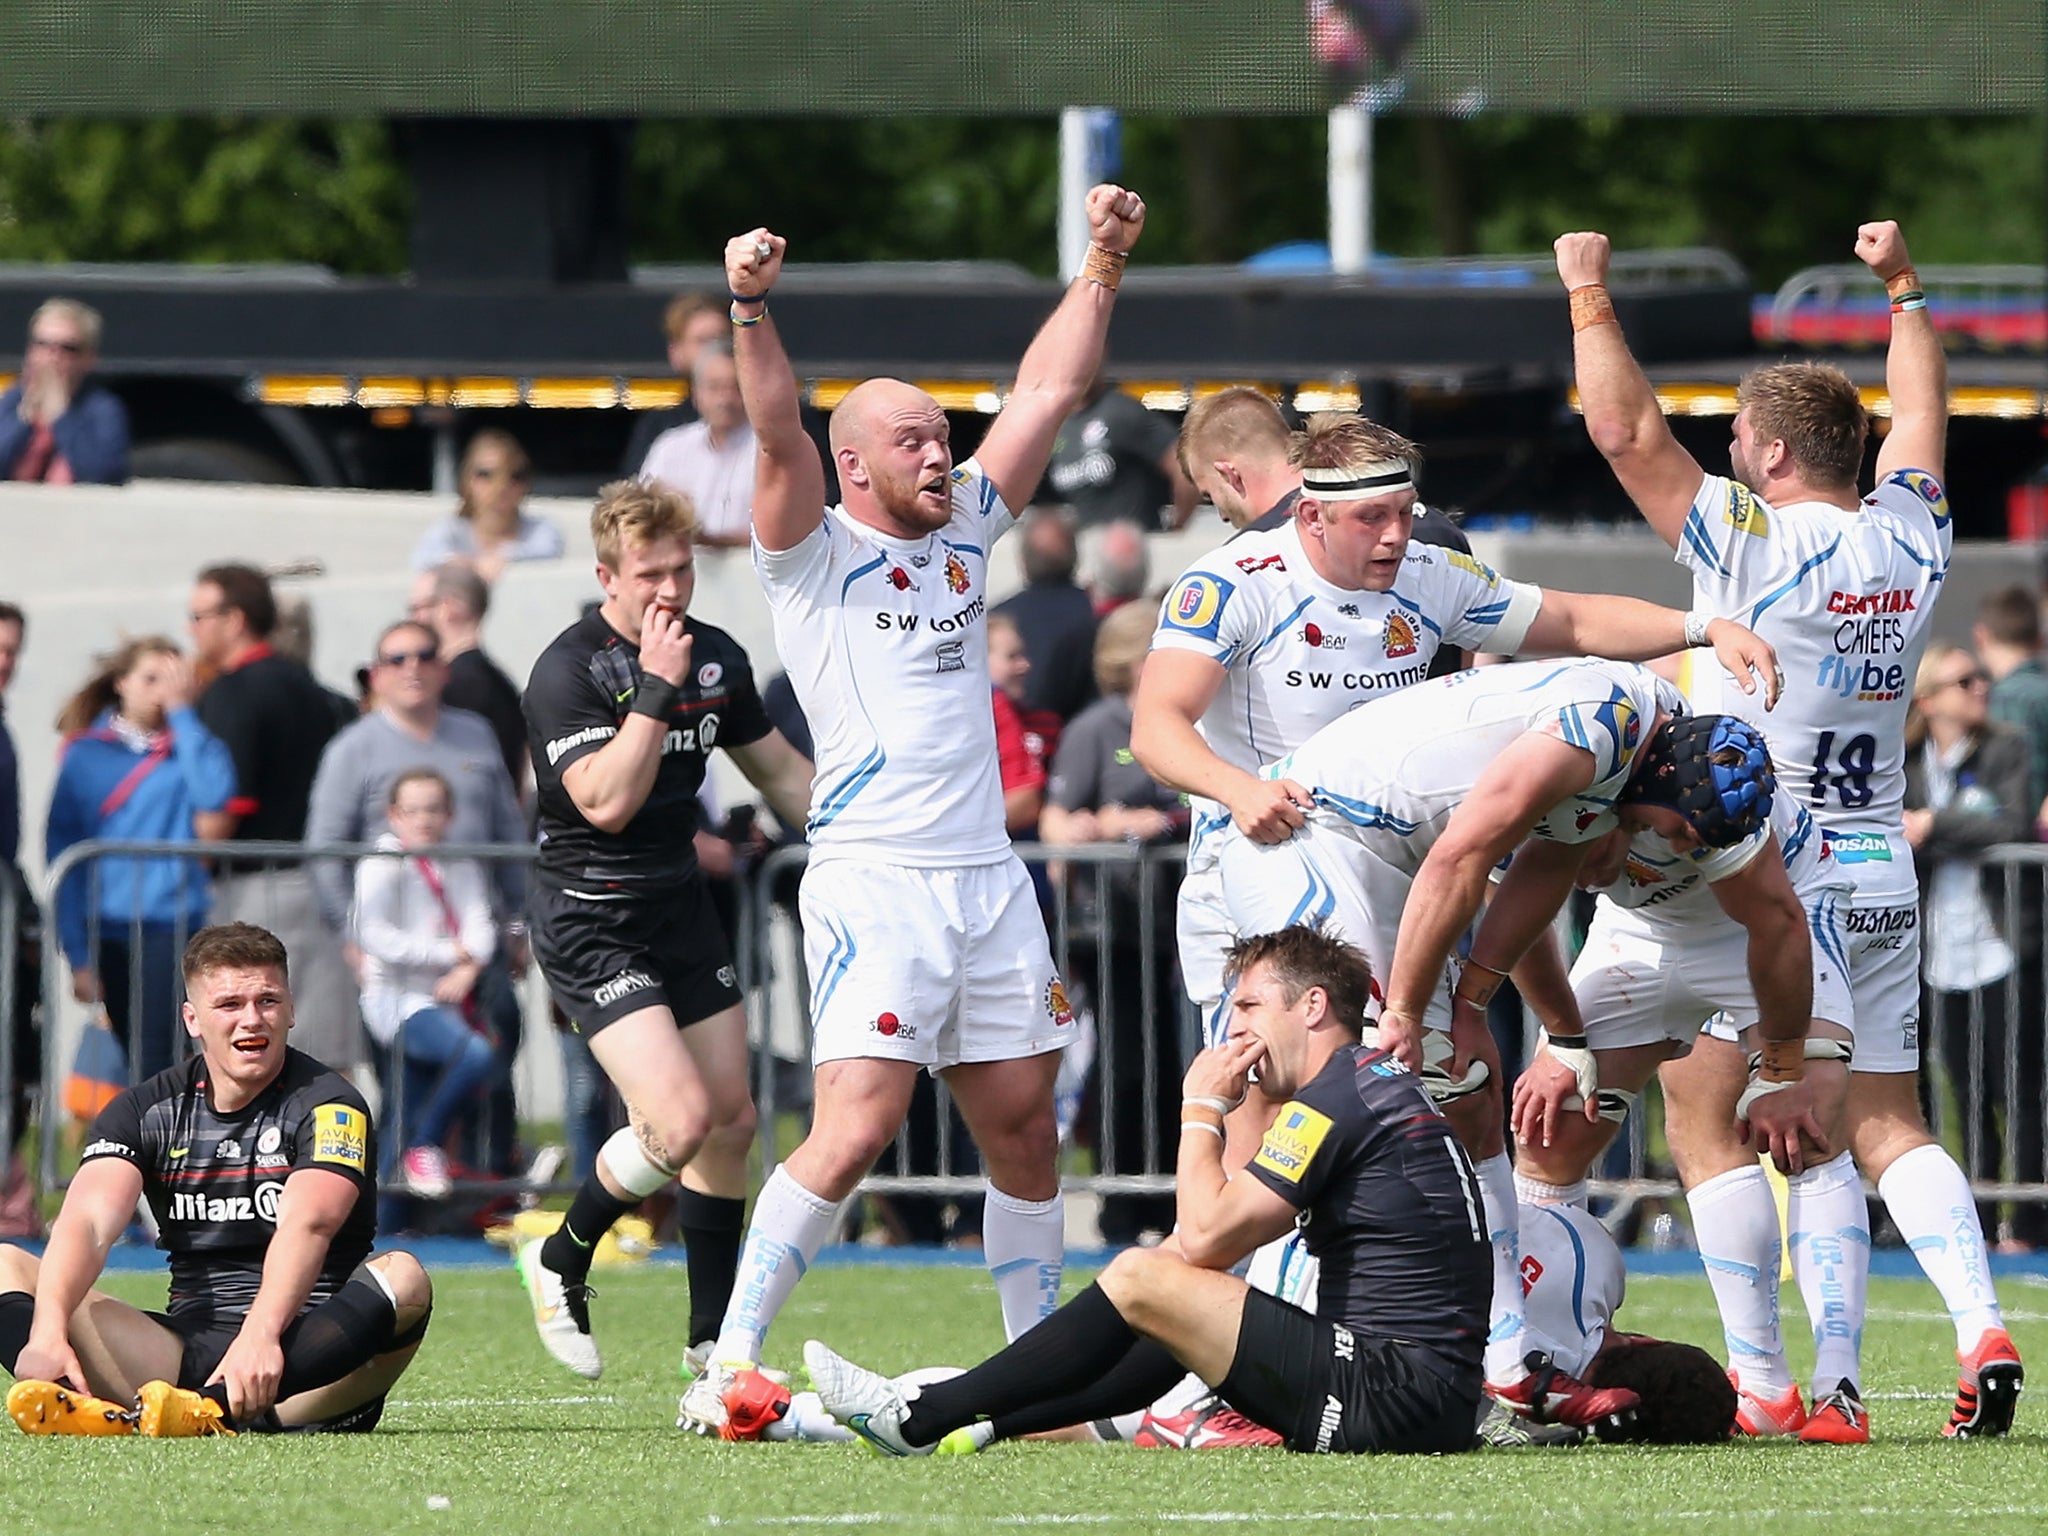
0,923,431,1437
803,925,1511,1457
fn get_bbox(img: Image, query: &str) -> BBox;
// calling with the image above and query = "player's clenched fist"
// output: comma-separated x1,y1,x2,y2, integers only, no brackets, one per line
639,600,693,687
727,228,784,300
1854,220,1912,284
1553,232,1611,291
1086,185,1146,254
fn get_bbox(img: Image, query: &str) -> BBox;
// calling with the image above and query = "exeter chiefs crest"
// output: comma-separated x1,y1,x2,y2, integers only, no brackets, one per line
1384,611,1419,660
943,551,971,595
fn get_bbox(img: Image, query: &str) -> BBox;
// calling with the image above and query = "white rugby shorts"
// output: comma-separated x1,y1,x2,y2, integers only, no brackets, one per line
801,855,1073,1072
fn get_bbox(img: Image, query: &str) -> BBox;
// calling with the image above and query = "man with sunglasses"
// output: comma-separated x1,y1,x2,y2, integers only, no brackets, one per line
0,298,128,485
302,621,527,1094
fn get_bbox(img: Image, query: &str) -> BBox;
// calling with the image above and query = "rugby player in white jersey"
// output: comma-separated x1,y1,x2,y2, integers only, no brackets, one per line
1211,657,1785,1425
1483,790,1847,1436
1562,219,2021,1441
675,188,1148,1437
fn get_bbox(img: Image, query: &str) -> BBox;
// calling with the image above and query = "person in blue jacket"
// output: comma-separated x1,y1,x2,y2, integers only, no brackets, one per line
47,637,236,1079
0,299,129,486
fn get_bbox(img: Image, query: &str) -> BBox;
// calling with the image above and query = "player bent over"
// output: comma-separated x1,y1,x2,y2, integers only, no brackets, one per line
805,926,1494,1457
517,481,811,1381
1477,791,1842,1435
1212,659,1778,1425
1,924,430,1436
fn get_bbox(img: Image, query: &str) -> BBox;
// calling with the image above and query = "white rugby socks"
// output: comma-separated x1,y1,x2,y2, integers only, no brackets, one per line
1688,1163,1792,1396
1515,1172,1589,1209
710,1165,841,1365
1877,1141,2005,1353
1478,1153,1528,1383
983,1183,1065,1341
1788,1150,1872,1391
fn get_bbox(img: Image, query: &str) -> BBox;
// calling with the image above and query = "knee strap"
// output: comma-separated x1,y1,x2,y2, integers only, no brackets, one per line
600,1125,680,1197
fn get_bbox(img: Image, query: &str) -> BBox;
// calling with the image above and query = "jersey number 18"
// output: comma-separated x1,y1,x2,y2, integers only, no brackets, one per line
1808,730,1876,810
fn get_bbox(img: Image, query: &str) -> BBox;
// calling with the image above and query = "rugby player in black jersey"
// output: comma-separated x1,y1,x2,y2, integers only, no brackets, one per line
805,925,1497,1457
516,478,811,1386
1,923,432,1437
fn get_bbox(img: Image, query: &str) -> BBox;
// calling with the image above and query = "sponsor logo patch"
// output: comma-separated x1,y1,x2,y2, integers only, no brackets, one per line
311,1104,367,1174
1235,553,1286,574
1824,832,1894,865
593,969,657,1009
935,639,966,674
1252,1102,1333,1184
1162,574,1230,640
80,1138,133,1160
870,1011,917,1040
1724,483,1771,538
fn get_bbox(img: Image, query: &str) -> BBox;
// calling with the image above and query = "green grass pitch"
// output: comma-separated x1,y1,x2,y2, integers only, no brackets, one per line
1,1263,2042,1535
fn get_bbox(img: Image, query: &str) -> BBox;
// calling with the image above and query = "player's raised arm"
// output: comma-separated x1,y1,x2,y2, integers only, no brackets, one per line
727,229,828,553
973,185,1146,513
1556,231,1708,550
1520,591,1782,709
1859,221,1948,484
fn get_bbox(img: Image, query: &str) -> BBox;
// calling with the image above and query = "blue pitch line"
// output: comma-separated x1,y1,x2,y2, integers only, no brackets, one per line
58,1238,2048,1277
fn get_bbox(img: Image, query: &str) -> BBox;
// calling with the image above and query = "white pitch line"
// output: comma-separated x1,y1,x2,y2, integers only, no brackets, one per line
390,1394,616,1409
706,1511,2048,1530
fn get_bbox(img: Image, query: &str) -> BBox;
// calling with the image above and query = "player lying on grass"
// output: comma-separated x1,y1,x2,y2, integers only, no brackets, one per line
0,923,431,1437
802,925,1513,1457
1491,790,1846,1439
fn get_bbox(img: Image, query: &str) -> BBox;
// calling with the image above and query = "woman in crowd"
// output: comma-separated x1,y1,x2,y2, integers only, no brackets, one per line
47,636,235,1081
410,429,565,582
1904,641,2045,1251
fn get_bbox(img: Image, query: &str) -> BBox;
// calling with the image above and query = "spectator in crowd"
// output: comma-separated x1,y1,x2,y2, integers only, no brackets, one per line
0,603,40,1237
418,562,527,793
0,299,128,485
1974,585,2048,825
46,638,235,1081
988,612,1048,837
1045,375,1197,531
1040,600,1186,1243
1904,642,2045,1251
190,563,359,1077
352,768,499,1203
638,340,756,548
993,510,1094,715
304,619,527,1170
410,430,566,582
620,292,730,474
1034,519,1151,724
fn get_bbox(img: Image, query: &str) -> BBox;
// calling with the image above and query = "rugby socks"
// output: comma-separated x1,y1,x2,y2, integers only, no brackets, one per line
539,1178,639,1286
1789,1150,1873,1391
0,1291,31,1372
897,1282,1137,1449
982,1183,1064,1341
1877,1142,2005,1352
711,1165,841,1365
675,1189,748,1348
1688,1164,1793,1396
1515,1172,1589,1209
987,1338,1185,1443
275,1266,403,1402
1477,1153,1528,1383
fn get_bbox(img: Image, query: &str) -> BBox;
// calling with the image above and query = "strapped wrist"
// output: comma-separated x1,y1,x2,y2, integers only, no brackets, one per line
629,675,681,720
1082,243,1127,290
1569,283,1616,332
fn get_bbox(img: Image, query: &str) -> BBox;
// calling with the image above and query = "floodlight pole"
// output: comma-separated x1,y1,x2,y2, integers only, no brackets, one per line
1328,105,1374,275
1059,108,1122,281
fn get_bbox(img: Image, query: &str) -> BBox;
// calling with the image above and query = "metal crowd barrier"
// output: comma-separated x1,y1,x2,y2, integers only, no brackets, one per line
7,838,2048,1241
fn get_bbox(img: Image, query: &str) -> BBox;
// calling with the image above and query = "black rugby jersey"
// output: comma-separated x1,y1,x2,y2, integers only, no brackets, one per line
81,1048,376,1320
1244,1044,1489,1367
523,608,772,892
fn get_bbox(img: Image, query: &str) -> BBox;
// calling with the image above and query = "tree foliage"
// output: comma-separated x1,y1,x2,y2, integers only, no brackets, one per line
0,113,2036,289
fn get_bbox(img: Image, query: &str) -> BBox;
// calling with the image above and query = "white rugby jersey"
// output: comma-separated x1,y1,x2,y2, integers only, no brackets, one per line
1592,794,1835,923
1677,468,1951,899
1519,1201,1627,1379
1266,658,1680,873
1151,519,1542,866
754,458,1014,867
